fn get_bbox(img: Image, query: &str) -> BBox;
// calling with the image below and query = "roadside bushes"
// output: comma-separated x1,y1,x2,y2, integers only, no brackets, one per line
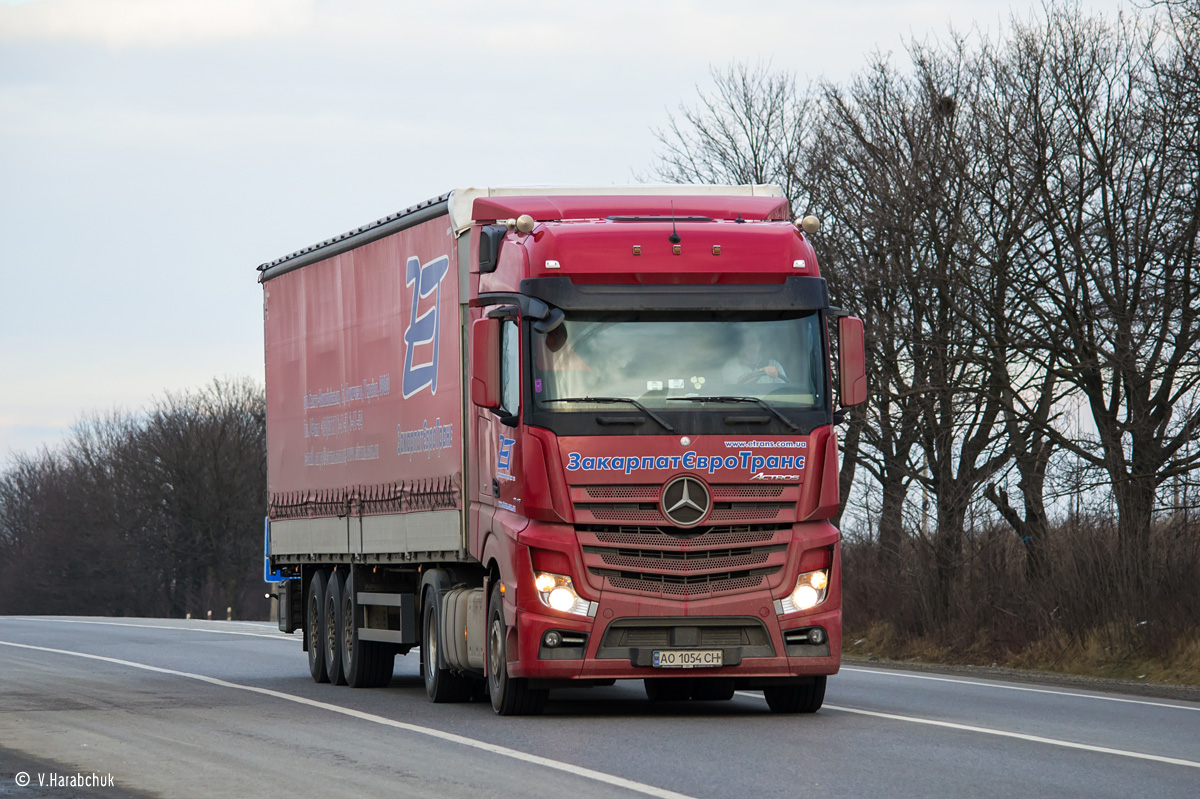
841,513,1200,681
0,378,267,620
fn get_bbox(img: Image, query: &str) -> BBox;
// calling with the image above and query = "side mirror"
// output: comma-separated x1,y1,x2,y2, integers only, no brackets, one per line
471,317,501,409
838,316,867,407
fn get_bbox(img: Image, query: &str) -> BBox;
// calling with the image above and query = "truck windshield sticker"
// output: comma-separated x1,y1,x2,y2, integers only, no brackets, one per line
565,450,805,475
402,254,451,398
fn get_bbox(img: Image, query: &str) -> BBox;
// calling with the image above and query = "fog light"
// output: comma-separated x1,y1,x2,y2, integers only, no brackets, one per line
544,630,562,648
809,627,826,645
534,573,556,593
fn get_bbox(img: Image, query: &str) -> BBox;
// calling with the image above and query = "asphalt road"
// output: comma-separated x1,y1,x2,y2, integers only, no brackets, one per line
1,617,1196,799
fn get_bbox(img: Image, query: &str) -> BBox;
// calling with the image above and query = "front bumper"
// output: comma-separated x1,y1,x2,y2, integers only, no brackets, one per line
508,589,840,680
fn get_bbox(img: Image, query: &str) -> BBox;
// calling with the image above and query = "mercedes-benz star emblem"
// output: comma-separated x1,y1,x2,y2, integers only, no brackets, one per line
660,476,711,528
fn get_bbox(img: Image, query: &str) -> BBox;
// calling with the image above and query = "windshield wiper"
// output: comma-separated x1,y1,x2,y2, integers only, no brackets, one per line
666,395,800,432
541,397,675,432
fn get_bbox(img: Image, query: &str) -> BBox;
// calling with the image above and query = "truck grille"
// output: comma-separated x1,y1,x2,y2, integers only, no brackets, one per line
581,523,784,548
583,544,786,573
591,569,779,597
577,523,791,598
596,617,776,659
583,484,785,500
572,483,796,526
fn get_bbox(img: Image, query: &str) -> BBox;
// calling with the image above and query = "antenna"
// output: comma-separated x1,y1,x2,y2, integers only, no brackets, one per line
669,201,681,244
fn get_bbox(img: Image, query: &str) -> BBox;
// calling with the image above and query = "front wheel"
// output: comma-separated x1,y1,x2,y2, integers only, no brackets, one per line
487,584,546,715
763,675,826,713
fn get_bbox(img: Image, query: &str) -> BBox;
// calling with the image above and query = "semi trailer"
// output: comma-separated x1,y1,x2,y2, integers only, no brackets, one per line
260,186,866,715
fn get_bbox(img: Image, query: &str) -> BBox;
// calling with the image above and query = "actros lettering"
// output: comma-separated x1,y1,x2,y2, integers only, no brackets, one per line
402,254,451,398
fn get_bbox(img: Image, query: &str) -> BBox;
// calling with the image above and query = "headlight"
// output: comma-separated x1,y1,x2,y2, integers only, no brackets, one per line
775,569,830,614
534,572,597,617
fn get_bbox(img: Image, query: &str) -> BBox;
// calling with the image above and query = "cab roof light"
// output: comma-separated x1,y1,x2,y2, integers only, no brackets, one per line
796,215,820,235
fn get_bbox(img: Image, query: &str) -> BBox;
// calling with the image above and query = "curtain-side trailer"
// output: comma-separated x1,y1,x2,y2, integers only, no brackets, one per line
261,186,866,715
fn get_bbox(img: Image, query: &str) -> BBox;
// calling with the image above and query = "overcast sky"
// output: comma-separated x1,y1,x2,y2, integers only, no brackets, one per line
0,0,1131,464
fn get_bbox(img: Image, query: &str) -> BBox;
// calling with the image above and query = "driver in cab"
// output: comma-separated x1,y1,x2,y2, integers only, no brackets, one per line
724,331,788,384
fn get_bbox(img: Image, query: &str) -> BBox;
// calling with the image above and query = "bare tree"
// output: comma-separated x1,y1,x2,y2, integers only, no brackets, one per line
1006,7,1200,590
809,45,1012,613
650,62,810,203
0,378,267,618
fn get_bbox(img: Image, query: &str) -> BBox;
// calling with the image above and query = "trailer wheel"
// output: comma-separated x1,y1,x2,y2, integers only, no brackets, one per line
691,678,735,701
307,570,329,683
487,584,547,716
644,678,693,702
763,676,826,713
341,570,394,688
325,570,347,686
421,592,472,702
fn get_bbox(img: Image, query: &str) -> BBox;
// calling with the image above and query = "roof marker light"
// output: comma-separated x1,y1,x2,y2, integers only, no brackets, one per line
672,245,682,255
545,260,560,269
712,245,721,255
796,215,821,235
633,245,642,255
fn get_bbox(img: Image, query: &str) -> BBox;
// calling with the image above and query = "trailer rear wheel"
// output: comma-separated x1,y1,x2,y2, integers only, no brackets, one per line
763,676,826,713
306,570,329,683
422,592,472,702
341,570,394,688
325,570,347,686
487,584,546,716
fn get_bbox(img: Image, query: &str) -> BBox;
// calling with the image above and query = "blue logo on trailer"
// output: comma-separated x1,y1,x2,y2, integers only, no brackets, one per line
402,254,451,398
263,517,297,583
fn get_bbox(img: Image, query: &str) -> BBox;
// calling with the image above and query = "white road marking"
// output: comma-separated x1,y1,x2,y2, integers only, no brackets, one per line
841,666,1200,711
733,691,1200,769
5,617,297,641
0,640,695,799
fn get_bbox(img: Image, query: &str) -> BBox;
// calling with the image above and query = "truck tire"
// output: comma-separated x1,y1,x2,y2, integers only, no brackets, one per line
644,678,692,702
691,678,735,701
341,570,394,688
487,584,547,715
325,570,347,686
422,591,472,702
307,570,329,684
764,676,826,713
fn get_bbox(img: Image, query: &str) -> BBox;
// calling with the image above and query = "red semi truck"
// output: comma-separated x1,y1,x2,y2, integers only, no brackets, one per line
260,186,866,715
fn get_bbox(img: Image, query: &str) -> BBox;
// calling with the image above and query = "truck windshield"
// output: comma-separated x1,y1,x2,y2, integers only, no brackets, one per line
531,313,826,411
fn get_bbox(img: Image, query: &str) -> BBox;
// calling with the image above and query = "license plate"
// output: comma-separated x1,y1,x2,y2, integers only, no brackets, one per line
652,649,723,668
